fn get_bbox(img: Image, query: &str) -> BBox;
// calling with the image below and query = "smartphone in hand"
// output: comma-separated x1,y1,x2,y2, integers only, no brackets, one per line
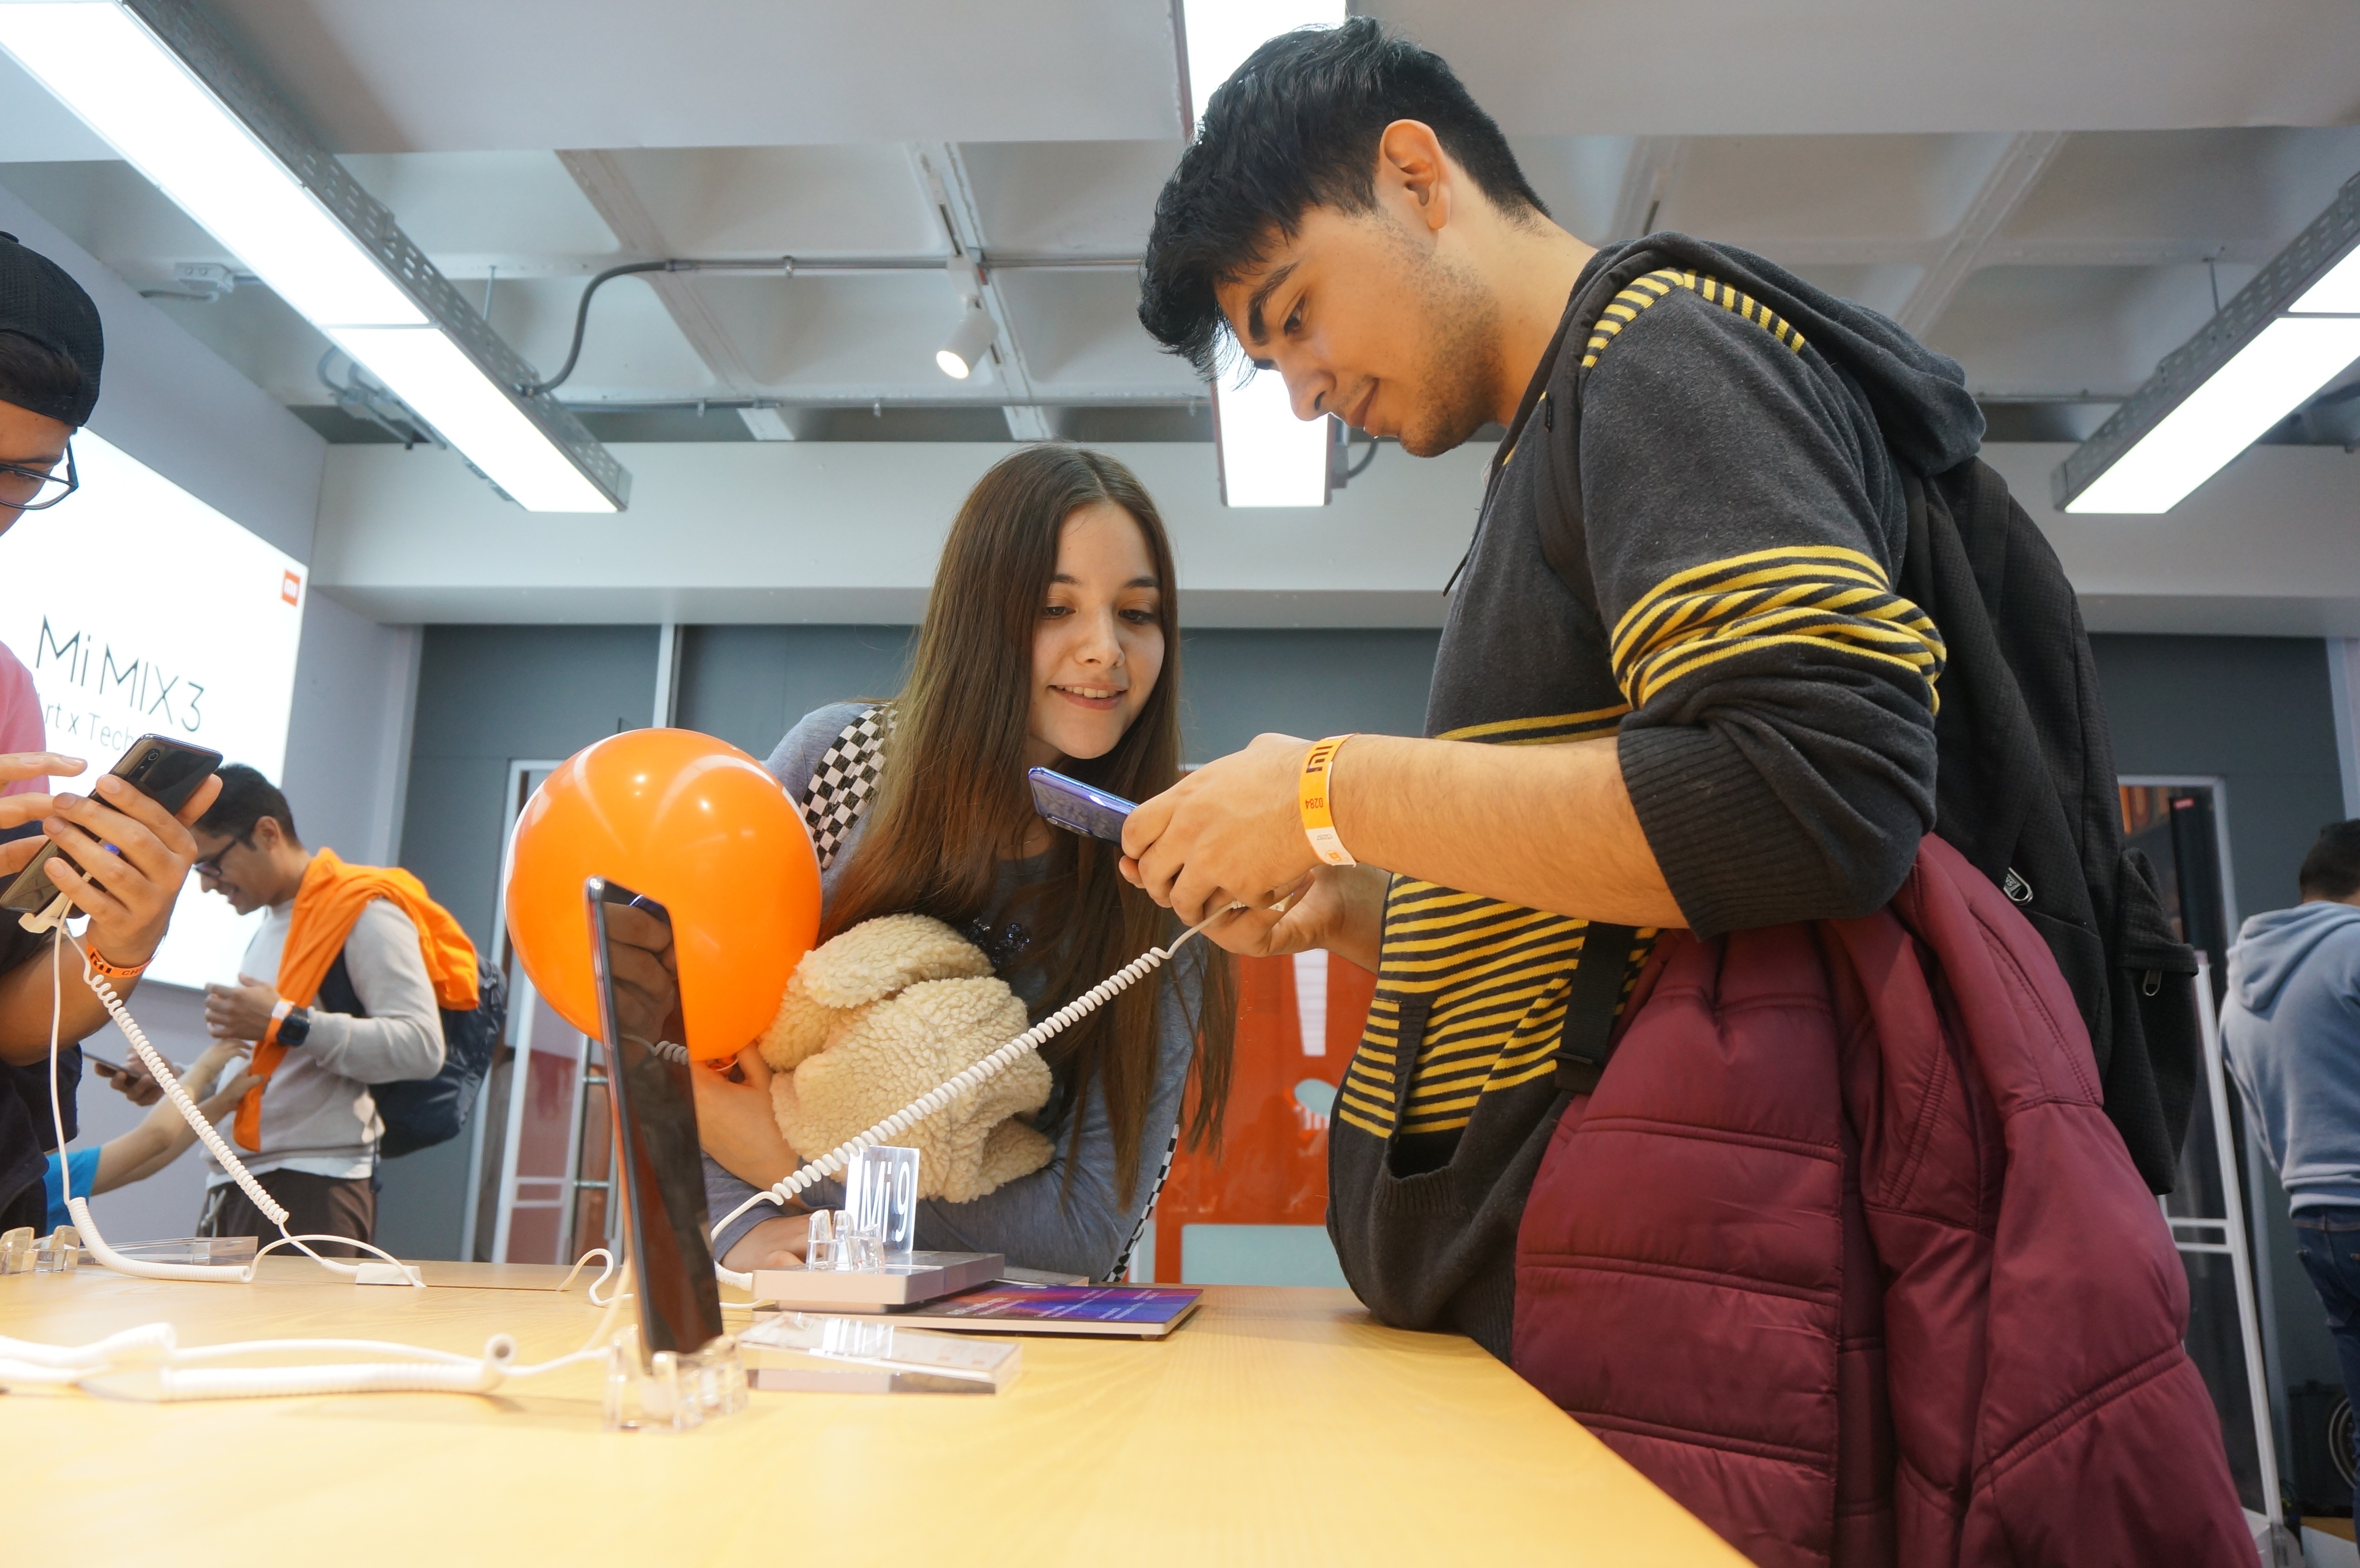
0,735,221,913
1026,768,1137,845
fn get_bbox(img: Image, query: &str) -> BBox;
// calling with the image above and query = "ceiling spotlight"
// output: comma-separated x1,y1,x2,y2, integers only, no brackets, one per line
937,304,997,380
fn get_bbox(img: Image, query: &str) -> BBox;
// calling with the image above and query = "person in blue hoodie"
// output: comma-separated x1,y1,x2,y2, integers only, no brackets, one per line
2221,819,2360,1521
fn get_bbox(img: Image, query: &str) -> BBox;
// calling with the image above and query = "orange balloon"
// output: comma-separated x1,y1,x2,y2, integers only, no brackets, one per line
504,729,820,1063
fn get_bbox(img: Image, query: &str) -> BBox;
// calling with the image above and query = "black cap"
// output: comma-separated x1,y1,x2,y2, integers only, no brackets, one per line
0,232,104,425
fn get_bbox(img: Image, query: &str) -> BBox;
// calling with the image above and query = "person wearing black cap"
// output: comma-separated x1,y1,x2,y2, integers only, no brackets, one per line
0,231,221,1236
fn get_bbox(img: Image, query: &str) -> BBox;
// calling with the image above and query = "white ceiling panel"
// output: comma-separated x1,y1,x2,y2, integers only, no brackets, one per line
1660,135,2019,247
486,275,721,399
1378,0,2360,135
996,269,1200,389
687,270,967,391
591,145,945,257
959,139,1185,253
1994,127,2360,263
341,151,621,267
203,0,1187,152
1509,135,1640,240
1925,263,2238,396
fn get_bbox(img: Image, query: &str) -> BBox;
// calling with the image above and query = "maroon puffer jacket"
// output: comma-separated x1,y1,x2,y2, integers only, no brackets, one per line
1513,835,2247,1566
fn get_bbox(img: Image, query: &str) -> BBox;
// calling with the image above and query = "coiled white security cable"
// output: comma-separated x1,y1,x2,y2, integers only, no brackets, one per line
707,918,1211,1252
46,930,419,1284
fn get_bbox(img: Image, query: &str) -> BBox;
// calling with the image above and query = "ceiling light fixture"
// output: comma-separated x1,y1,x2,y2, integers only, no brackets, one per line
936,305,997,381
2056,170,2360,514
0,0,627,513
1214,370,1329,508
1180,0,1346,508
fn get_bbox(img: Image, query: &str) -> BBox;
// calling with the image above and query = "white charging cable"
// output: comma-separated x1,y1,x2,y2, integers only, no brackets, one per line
0,1281,631,1400
707,916,1213,1263
9,906,645,1404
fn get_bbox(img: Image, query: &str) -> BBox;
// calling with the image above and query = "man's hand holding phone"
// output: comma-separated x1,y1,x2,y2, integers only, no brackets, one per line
25,766,222,970
1120,732,1389,971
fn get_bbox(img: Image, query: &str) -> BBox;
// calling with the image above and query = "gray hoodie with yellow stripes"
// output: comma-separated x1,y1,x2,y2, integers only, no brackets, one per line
1329,236,1984,1360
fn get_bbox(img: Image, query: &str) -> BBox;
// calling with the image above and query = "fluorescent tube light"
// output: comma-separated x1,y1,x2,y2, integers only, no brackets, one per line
1181,0,1346,126
0,0,627,513
2067,317,2360,513
1214,370,1330,508
330,328,617,513
0,4,421,328
1181,0,1346,508
2292,247,2360,316
2056,171,2360,514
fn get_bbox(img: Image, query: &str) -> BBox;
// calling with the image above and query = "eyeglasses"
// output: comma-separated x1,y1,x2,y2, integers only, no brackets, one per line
192,833,251,882
0,442,76,512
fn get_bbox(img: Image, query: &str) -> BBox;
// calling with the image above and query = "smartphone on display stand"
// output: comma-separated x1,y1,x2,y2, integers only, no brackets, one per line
0,735,222,914
587,876,727,1368
1027,768,1137,845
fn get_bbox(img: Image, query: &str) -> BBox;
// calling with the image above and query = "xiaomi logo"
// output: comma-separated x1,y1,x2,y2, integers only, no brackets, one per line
281,571,302,606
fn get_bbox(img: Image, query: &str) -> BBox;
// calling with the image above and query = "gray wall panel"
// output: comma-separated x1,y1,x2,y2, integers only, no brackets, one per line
378,624,657,1261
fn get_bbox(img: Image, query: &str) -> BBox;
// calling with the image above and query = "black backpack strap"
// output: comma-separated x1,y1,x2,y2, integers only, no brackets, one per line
800,704,894,871
317,948,366,1018
1555,923,1638,1095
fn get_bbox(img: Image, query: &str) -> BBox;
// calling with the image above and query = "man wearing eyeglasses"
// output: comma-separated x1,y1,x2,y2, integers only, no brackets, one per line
0,232,219,1237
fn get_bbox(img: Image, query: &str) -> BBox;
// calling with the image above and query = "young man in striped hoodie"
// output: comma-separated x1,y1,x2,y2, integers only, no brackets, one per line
1121,21,1978,1357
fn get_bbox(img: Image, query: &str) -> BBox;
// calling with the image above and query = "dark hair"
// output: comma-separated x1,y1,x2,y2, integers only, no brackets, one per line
0,329,86,423
1140,17,1548,376
2300,821,2360,901
195,764,301,848
825,445,1234,1204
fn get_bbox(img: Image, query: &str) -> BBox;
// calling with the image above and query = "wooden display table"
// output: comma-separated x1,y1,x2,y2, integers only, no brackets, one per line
0,1262,1740,1566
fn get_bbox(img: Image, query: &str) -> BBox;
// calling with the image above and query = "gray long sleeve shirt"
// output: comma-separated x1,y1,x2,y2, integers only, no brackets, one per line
203,893,446,1184
702,702,1203,1281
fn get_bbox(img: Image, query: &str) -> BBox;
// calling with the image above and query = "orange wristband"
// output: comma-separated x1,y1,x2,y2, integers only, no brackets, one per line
83,947,149,983
1298,735,1358,868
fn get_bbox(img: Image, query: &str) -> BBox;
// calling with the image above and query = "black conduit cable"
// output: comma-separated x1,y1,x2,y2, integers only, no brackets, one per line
518,259,674,397
517,251,1137,398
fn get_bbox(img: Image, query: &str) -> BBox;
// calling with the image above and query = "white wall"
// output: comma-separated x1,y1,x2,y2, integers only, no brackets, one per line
313,440,1489,629
316,436,2360,636
1983,442,2360,637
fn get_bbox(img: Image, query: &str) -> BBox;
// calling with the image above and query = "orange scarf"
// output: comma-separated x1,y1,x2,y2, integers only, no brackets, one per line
233,849,480,1151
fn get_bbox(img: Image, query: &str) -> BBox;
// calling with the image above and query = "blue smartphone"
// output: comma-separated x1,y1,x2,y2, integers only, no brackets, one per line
1027,768,1136,845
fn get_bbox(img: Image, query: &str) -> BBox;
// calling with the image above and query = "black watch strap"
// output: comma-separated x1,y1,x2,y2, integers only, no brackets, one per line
278,1006,311,1048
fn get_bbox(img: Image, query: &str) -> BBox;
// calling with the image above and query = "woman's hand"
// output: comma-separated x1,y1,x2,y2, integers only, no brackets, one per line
1194,861,1389,972
35,771,221,968
723,1211,811,1273
691,1045,799,1191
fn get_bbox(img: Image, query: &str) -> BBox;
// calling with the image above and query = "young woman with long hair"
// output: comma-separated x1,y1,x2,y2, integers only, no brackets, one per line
695,444,1234,1281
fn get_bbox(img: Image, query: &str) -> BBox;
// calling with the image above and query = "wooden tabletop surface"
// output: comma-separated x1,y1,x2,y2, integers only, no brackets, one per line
0,1261,1740,1567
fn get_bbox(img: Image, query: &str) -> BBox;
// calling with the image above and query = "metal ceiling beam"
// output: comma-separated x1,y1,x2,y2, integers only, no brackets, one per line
909,142,1054,441
1896,132,2067,336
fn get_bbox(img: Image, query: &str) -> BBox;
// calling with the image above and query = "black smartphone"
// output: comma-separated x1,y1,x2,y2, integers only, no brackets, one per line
588,876,725,1368
0,735,222,914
